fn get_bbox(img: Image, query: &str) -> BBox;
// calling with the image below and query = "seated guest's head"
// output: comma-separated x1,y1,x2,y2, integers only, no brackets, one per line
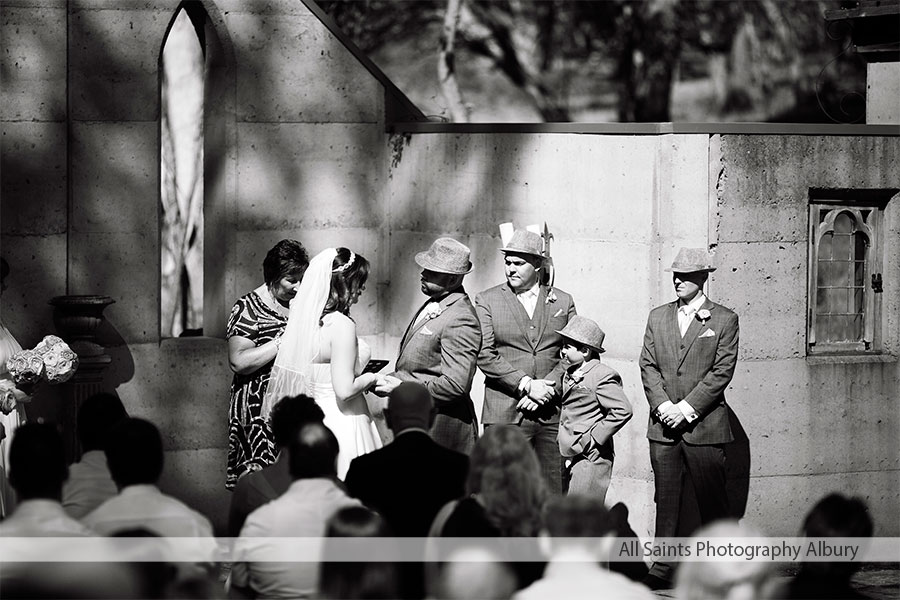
798,493,873,582
384,382,434,434
9,422,68,501
77,392,128,453
467,424,547,536
105,418,164,489
288,422,339,480
433,546,517,600
319,506,399,600
270,394,325,450
675,520,773,600
540,494,616,560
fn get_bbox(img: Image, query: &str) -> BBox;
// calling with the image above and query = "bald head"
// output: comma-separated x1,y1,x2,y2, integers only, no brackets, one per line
385,382,434,434
288,422,339,480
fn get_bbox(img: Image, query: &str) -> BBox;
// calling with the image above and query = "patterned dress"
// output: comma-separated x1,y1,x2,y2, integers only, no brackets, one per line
226,291,286,489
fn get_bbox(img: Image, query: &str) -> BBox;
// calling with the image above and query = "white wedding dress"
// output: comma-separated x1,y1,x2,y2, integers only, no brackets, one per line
306,317,381,479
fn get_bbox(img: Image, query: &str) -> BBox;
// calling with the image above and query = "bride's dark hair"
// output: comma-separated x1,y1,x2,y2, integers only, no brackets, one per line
322,247,370,321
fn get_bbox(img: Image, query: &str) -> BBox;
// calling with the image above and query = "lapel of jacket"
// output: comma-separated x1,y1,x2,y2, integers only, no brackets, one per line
533,286,550,346
677,299,715,367
500,285,533,345
399,292,464,356
398,298,431,356
563,359,599,397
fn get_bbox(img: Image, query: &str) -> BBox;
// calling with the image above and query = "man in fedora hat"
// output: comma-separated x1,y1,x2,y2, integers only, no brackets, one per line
639,247,739,589
376,238,481,454
473,229,576,494
555,316,632,503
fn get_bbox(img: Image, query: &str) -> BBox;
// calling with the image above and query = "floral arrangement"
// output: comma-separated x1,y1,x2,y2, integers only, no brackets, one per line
6,335,79,387
696,308,712,323
422,302,443,321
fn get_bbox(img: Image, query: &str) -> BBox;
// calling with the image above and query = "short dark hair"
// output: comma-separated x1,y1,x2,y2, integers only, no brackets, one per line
322,247,370,319
105,418,164,487
288,422,339,479
270,394,325,448
803,493,873,538
77,392,128,452
263,239,309,286
542,495,615,538
9,422,68,500
319,507,398,600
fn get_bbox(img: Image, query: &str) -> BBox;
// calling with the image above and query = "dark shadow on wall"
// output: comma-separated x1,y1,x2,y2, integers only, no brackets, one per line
725,405,751,519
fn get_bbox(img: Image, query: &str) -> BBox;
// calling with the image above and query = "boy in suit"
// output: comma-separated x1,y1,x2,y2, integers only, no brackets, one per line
555,316,633,503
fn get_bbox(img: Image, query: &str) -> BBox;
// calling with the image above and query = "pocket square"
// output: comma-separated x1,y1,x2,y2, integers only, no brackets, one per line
419,326,434,336
699,329,716,338
553,309,564,318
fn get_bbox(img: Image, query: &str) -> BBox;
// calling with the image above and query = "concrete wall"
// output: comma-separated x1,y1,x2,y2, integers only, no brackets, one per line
2,0,898,540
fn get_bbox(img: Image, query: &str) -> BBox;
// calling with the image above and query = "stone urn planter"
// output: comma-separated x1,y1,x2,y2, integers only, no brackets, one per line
49,295,116,357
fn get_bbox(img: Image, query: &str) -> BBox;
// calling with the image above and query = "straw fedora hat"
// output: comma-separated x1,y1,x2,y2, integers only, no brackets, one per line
665,247,717,273
499,229,544,259
415,238,473,275
556,315,606,353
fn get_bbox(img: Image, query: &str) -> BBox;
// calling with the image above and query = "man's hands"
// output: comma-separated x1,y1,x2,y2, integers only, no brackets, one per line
372,375,403,397
657,401,686,429
516,378,556,414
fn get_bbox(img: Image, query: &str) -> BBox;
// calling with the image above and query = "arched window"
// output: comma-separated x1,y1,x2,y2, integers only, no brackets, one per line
160,6,205,338
807,194,889,354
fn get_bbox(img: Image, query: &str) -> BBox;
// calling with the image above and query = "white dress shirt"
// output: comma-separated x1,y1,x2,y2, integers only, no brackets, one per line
677,291,706,337
0,499,93,537
515,283,540,319
62,450,118,519
514,557,656,600
231,477,360,599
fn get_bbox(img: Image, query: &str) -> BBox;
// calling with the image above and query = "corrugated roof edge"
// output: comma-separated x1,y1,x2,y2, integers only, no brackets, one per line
300,0,428,124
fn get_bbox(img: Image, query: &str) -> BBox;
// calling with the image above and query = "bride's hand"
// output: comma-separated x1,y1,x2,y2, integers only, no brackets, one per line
373,375,402,397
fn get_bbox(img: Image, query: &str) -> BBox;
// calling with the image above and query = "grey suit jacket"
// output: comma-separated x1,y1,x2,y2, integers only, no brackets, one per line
393,290,482,420
639,298,739,445
557,359,633,461
474,283,575,424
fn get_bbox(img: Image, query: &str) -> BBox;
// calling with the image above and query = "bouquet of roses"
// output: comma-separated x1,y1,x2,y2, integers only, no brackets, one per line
6,335,79,387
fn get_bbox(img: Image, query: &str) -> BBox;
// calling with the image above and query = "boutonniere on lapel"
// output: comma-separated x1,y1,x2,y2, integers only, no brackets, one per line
423,302,443,321
568,368,585,385
695,308,711,323
545,289,558,305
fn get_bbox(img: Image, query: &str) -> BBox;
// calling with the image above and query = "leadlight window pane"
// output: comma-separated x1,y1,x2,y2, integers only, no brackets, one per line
814,210,868,344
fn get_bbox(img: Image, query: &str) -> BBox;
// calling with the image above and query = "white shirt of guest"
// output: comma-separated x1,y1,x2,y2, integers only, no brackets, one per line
82,484,216,561
62,450,118,519
677,291,706,337
231,477,360,599
0,498,93,537
515,283,540,319
513,556,657,600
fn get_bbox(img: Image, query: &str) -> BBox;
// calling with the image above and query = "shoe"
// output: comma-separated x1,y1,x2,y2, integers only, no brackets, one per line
641,574,672,591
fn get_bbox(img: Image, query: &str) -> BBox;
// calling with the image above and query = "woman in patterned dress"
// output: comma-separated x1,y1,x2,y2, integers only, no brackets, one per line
226,240,309,489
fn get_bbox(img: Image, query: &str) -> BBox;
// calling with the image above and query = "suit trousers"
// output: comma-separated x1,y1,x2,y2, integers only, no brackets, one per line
564,453,612,505
648,439,729,580
485,419,563,494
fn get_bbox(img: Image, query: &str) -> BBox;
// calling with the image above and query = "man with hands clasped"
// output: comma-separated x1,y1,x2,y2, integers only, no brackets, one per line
639,247,740,589
473,229,576,493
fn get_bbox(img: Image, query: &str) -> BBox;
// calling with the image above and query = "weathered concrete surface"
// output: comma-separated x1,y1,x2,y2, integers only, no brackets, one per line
0,3,67,122
867,62,900,125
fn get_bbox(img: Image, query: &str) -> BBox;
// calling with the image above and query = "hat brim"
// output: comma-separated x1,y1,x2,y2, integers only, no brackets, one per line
664,265,717,273
556,331,605,353
499,247,545,259
415,252,473,275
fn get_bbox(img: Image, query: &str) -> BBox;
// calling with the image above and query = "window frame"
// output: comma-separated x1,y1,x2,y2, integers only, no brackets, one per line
807,189,894,356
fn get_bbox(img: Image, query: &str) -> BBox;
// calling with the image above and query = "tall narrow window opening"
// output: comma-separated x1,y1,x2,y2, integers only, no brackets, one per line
161,7,205,337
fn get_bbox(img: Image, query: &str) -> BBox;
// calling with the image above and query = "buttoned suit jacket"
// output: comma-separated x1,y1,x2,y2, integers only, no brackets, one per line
393,290,482,424
556,359,633,462
474,283,576,424
639,298,739,445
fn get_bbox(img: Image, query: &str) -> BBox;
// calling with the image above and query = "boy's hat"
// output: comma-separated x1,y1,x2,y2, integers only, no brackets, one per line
556,315,606,353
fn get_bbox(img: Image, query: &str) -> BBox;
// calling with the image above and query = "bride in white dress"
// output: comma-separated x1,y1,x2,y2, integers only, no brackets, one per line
263,248,382,478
